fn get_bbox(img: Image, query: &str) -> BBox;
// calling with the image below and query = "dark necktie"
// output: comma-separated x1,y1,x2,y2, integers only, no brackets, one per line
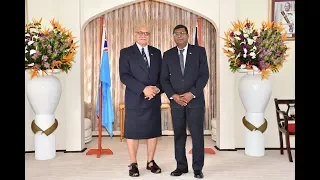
141,47,149,68
179,49,185,75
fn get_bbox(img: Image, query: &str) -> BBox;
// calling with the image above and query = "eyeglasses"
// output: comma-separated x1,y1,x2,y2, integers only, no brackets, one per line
173,31,187,36
136,31,150,36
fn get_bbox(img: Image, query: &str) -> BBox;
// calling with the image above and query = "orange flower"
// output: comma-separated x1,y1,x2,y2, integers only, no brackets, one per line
222,48,234,57
30,68,39,79
261,20,273,30
261,70,271,80
40,26,50,35
32,17,42,25
246,63,252,70
231,19,244,31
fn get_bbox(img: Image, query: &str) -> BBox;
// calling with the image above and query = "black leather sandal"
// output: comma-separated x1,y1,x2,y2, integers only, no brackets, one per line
128,163,139,177
146,160,161,173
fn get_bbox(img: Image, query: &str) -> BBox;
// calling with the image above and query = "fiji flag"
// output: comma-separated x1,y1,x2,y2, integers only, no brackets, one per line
96,37,114,137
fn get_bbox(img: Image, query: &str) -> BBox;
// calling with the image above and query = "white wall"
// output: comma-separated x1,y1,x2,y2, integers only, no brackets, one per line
25,0,294,151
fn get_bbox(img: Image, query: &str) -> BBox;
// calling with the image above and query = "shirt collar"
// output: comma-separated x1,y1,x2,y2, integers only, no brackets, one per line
177,44,188,52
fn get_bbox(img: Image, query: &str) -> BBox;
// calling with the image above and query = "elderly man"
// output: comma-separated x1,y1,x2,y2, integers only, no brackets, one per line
119,24,163,177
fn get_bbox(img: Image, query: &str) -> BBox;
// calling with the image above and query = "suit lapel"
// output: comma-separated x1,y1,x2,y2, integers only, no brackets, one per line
131,43,149,74
148,46,156,76
184,44,193,76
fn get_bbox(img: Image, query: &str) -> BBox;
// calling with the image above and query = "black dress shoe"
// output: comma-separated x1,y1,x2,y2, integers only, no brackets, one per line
194,170,204,178
146,160,161,173
170,168,188,176
128,163,139,177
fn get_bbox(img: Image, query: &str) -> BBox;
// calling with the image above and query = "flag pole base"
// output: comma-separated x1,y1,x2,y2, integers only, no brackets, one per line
86,148,113,158
188,148,216,154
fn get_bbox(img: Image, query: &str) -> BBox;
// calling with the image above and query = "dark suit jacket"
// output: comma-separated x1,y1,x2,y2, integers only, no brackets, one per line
119,43,162,109
160,44,209,108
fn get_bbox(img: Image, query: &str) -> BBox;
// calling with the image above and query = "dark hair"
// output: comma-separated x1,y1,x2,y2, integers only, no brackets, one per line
173,24,188,34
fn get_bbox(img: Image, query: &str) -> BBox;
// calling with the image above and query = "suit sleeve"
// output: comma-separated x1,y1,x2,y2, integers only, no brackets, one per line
160,51,176,98
119,49,146,95
190,47,209,97
155,50,163,94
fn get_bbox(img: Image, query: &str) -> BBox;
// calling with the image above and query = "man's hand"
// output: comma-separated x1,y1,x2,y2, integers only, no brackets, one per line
172,94,187,106
143,86,159,100
180,92,194,104
152,86,160,94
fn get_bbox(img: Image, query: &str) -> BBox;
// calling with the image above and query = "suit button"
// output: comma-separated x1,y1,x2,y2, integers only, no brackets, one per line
182,79,184,82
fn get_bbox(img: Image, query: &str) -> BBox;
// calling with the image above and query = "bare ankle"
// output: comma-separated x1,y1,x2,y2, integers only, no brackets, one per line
147,160,154,167
128,162,138,169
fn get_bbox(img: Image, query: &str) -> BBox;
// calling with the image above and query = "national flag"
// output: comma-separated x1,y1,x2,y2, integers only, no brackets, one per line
96,28,114,137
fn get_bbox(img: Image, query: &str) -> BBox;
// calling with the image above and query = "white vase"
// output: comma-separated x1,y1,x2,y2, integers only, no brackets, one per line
238,70,272,157
26,69,62,160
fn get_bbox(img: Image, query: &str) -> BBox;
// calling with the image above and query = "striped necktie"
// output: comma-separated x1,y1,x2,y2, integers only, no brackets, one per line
141,47,149,68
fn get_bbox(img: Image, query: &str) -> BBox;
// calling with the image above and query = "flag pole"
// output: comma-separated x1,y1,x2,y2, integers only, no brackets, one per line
86,16,113,158
197,17,203,46
188,17,215,155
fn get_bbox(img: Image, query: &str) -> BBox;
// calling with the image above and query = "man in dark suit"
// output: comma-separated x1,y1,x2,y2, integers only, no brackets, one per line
119,24,163,177
160,24,209,179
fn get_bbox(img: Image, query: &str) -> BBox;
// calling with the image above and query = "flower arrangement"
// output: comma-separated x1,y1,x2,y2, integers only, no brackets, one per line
222,19,289,79
25,18,78,79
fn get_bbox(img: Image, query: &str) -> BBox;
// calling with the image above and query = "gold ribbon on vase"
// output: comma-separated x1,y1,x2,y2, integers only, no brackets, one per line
242,116,267,133
31,119,58,136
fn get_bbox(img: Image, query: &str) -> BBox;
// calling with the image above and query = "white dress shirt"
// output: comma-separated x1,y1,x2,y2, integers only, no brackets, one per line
136,43,150,67
177,44,188,67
